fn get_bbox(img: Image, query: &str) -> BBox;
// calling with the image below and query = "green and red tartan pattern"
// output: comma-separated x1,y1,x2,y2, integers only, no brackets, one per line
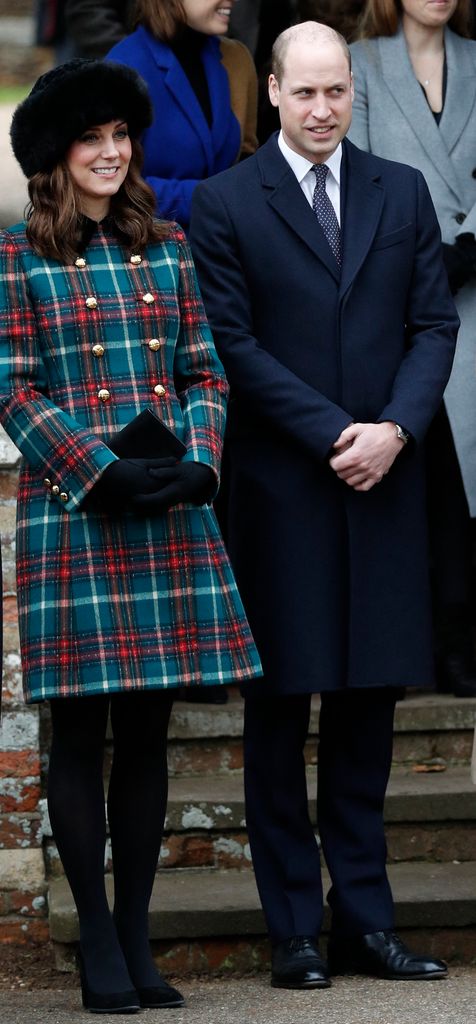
0,221,262,701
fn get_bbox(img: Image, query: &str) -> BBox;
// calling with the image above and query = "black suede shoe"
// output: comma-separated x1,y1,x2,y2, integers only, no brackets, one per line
271,936,331,989
137,977,185,1008
328,930,448,980
77,951,140,1014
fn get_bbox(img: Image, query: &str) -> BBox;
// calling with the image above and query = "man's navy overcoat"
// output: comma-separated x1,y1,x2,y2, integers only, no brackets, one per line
190,135,459,694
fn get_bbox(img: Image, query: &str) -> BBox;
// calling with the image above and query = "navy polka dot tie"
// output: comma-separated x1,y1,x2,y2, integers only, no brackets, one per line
312,163,342,266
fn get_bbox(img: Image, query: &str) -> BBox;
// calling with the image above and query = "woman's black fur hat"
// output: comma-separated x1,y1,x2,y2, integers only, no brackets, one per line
10,59,153,178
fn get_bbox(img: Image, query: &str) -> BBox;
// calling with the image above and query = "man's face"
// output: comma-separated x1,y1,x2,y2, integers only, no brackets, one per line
269,39,354,164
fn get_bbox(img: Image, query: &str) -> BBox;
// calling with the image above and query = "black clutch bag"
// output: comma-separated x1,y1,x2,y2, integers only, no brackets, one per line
108,409,187,459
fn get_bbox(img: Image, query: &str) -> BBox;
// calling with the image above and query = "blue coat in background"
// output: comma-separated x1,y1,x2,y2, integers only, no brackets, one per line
107,27,241,228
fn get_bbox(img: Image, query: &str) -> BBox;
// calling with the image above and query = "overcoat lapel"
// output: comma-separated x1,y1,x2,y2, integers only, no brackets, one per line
257,136,341,283
378,27,462,201
145,30,215,170
439,28,476,154
256,137,385,295
339,139,385,297
203,38,240,160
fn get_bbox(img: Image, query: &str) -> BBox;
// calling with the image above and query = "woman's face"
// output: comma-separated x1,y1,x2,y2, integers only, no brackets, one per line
400,0,458,29
65,120,132,220
181,0,236,35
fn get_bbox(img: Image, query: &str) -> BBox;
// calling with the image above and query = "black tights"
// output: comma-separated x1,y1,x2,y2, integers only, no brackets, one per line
48,690,173,994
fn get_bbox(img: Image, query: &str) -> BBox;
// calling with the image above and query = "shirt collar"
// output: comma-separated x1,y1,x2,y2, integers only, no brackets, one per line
278,130,342,187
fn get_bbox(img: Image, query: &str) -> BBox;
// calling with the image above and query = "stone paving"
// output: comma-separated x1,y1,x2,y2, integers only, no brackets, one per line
1,971,476,1024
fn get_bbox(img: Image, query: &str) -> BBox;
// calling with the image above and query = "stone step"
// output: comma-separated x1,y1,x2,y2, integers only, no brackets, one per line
41,766,476,876
163,692,476,775
39,693,476,777
48,861,476,971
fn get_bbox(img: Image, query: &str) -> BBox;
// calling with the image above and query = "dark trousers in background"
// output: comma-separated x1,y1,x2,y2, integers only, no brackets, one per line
425,404,475,677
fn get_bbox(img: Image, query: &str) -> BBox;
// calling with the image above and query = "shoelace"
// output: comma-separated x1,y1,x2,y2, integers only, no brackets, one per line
287,936,316,953
382,930,404,948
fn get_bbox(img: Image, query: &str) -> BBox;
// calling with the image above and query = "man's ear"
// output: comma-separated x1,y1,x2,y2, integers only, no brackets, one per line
350,70,355,103
268,73,280,109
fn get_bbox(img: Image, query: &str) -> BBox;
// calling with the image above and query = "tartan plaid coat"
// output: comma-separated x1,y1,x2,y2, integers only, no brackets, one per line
0,220,262,703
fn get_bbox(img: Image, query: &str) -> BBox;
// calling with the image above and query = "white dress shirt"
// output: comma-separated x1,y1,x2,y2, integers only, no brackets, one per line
277,131,342,225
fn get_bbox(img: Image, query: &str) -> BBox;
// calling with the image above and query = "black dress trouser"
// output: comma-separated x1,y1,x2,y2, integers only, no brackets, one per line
243,686,400,943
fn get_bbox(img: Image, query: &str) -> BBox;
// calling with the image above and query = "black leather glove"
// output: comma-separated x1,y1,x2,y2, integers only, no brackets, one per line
455,232,476,263
85,457,176,511
442,238,476,295
130,461,216,514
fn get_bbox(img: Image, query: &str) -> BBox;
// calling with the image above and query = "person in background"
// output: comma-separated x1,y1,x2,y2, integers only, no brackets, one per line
36,0,77,62
190,19,457,991
349,0,476,697
106,0,258,231
3,58,261,1014
65,0,269,59
255,0,298,141
65,0,135,57
229,0,264,54
297,0,364,40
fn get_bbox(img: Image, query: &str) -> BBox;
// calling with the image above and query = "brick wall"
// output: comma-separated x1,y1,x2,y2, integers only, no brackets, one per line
0,431,48,944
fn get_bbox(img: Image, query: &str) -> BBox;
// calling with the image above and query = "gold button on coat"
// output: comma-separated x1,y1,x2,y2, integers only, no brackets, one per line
60,492,69,503
51,485,60,496
92,344,105,357
130,254,142,265
44,478,52,489
75,257,86,268
86,297,98,309
142,292,154,304
154,384,166,397
148,339,161,351
98,388,111,402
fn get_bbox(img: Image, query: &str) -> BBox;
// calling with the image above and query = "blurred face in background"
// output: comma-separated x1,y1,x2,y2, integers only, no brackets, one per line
400,0,458,29
181,0,236,35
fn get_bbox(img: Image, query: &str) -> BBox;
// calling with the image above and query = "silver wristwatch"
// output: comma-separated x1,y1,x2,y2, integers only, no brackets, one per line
395,423,410,444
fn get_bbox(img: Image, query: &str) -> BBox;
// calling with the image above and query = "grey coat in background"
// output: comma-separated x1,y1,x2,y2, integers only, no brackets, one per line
350,25,476,513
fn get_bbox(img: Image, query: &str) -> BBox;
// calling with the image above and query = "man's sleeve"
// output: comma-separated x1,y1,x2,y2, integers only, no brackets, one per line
377,170,459,441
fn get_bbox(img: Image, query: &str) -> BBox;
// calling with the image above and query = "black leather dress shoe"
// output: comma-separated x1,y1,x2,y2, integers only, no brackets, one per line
436,650,476,698
271,936,331,989
137,977,185,1008
328,930,448,980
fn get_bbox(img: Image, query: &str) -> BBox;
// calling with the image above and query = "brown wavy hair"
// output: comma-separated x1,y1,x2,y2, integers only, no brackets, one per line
25,139,169,263
136,0,186,41
357,0,473,38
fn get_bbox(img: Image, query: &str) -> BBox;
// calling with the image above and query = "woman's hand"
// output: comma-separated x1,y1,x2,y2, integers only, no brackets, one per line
130,462,216,514
442,237,476,295
85,457,176,511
